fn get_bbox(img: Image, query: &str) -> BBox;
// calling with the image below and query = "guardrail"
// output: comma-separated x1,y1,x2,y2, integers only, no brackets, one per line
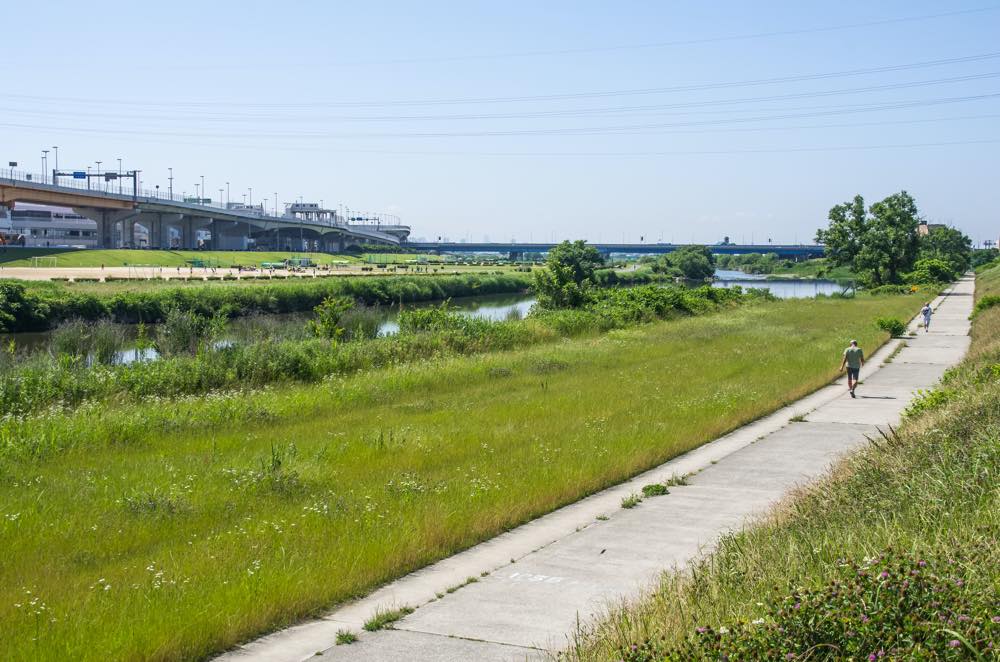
1,167,407,242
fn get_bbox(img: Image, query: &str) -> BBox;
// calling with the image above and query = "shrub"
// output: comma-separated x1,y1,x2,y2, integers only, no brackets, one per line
876,316,907,337
906,257,956,284
307,296,354,341
972,294,1000,317
155,308,226,356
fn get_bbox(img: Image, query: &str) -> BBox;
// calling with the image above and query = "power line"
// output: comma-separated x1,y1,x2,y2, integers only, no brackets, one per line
233,5,1000,68
7,51,1000,111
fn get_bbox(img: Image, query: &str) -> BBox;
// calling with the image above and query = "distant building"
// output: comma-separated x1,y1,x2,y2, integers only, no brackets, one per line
917,220,947,236
3,203,149,248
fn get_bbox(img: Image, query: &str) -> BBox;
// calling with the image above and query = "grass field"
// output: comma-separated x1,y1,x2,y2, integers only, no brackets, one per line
566,271,999,660
0,248,364,268
0,295,921,661
767,258,855,280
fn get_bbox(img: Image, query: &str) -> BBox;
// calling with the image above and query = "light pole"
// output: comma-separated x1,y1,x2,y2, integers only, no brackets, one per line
274,192,277,216
117,158,122,193
200,175,205,203
52,146,58,174
195,183,200,202
95,161,102,191
226,182,230,207
168,167,173,198
41,150,48,183
248,187,252,207
219,189,224,209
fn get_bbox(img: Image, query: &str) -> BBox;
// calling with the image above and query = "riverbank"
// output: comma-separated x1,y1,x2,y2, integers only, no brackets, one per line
0,294,923,661
565,272,992,660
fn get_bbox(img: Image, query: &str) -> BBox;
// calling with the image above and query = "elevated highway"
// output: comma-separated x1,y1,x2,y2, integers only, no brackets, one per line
0,169,408,251
406,242,826,259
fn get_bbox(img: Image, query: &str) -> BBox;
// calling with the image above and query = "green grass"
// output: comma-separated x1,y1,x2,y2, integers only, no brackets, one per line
566,273,999,661
766,258,855,280
362,606,414,631
0,248,366,268
0,296,921,661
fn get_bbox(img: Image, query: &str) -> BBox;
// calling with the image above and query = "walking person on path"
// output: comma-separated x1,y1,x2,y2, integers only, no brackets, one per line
840,340,865,398
921,302,933,333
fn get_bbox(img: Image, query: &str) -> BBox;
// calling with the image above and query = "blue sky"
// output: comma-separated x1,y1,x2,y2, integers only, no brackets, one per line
3,1,999,244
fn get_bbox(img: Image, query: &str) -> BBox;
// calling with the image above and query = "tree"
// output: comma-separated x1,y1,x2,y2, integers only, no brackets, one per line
671,245,716,280
533,240,605,308
816,191,921,286
816,195,867,269
918,226,971,277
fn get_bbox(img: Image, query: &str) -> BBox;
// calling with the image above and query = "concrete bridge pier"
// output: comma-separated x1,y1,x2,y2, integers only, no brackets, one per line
75,208,139,249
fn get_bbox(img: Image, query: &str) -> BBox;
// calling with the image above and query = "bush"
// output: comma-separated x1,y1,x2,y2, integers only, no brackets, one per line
906,257,956,284
876,316,907,337
972,294,1000,317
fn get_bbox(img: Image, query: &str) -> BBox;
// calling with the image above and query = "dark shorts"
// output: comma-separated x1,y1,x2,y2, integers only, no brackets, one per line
846,367,860,380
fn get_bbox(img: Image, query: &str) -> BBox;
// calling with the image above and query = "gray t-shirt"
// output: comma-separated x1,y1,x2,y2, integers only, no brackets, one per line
843,346,864,369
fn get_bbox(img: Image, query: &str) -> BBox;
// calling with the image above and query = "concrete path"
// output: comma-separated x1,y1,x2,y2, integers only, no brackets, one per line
219,278,973,662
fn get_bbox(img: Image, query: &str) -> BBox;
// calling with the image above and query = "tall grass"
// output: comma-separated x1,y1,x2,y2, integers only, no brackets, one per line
564,273,998,661
0,295,923,661
0,285,749,417
0,272,533,332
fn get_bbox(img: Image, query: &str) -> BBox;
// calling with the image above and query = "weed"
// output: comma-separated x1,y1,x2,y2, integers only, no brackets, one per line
621,494,643,509
640,483,669,498
363,606,414,631
334,630,357,645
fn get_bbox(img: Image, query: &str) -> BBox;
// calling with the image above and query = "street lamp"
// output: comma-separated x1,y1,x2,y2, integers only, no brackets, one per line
117,158,123,193
52,146,58,173
168,167,173,198
95,161,102,192
41,150,48,183
225,181,230,207
200,175,205,203
219,189,224,208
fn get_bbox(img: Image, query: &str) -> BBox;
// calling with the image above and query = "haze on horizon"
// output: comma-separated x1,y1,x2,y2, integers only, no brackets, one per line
3,1,998,245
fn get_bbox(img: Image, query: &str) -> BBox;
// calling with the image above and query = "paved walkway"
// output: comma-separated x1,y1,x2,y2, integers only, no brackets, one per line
220,277,974,662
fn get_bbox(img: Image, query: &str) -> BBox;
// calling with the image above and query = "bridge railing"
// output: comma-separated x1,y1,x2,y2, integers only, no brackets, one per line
1,167,405,241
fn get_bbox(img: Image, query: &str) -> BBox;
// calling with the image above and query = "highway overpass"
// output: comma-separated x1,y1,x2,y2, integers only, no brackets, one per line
0,169,409,251
405,242,826,259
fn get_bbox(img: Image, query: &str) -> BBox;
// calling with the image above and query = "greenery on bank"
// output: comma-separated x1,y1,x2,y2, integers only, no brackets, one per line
566,269,998,661
0,282,754,419
816,191,971,286
0,293,922,661
0,273,533,332
715,254,855,280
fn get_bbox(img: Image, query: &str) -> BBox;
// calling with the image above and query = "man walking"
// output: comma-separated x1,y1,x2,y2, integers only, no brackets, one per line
840,340,864,398
921,302,933,333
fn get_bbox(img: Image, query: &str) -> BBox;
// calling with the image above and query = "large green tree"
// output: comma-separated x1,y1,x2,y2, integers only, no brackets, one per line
816,191,921,285
533,240,605,308
918,225,972,276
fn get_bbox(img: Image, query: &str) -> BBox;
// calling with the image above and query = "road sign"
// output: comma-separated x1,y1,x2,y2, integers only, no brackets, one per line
72,171,86,179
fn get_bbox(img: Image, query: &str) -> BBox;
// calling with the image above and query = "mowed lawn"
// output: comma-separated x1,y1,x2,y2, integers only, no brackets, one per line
0,296,921,661
0,248,362,268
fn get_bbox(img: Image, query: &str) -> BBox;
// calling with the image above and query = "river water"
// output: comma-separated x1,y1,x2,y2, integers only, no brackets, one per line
3,271,849,362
